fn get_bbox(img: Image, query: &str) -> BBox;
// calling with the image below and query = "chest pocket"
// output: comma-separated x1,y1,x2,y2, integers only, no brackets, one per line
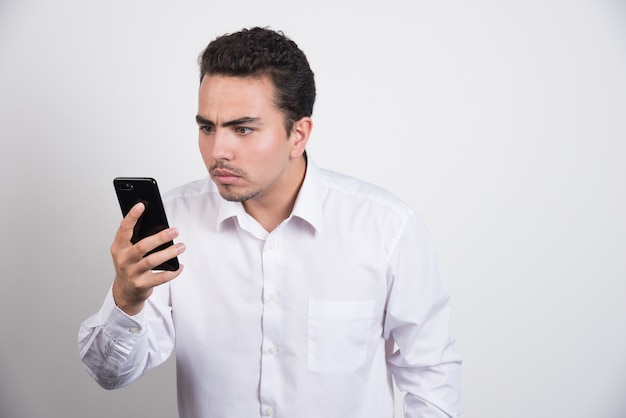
308,299,375,374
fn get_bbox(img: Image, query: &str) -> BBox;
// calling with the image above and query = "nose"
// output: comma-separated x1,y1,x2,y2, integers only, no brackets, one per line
211,128,233,161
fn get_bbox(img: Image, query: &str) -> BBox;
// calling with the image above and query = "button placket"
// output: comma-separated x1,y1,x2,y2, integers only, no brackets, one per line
259,229,285,417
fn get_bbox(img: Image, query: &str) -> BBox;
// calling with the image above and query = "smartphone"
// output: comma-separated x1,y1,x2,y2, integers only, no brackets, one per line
113,177,180,271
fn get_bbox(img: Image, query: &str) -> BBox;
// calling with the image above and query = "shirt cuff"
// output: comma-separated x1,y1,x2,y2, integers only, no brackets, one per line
97,287,147,339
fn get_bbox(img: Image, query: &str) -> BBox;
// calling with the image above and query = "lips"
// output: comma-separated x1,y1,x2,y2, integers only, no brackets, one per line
211,168,241,185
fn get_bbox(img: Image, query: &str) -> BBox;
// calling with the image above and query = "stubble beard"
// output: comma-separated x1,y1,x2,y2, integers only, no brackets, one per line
218,185,263,202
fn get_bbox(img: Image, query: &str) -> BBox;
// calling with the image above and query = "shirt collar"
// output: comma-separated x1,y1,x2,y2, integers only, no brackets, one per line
216,195,245,230
215,155,324,234
290,156,323,233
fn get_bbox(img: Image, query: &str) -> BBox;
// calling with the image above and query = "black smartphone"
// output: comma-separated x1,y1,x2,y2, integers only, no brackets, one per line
113,177,179,271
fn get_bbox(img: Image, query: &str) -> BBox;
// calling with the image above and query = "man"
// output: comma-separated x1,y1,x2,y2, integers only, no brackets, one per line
79,27,462,417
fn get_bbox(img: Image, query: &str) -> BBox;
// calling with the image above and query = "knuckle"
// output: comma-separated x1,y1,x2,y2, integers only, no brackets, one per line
137,255,155,272
143,251,166,269
156,228,173,243
133,239,151,256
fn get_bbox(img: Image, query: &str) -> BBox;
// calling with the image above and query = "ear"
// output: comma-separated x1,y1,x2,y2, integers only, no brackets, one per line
289,117,313,159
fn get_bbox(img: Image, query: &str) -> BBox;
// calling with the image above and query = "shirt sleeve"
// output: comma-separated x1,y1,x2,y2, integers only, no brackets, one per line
384,213,462,418
78,284,175,390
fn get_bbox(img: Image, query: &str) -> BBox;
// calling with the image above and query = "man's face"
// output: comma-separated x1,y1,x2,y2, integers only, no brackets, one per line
197,75,301,204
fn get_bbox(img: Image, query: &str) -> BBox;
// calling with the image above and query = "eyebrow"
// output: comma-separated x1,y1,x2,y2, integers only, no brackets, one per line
195,115,262,128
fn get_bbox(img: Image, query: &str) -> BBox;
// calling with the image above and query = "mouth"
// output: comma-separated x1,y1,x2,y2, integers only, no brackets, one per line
211,167,243,185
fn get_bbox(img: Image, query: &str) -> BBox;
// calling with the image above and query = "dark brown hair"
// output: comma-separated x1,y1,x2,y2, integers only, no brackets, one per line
199,27,316,134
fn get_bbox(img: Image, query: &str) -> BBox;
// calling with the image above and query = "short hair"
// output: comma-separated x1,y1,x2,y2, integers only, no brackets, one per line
198,27,316,134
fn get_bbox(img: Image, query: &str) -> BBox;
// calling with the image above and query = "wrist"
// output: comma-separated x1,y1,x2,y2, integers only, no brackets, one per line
112,280,145,316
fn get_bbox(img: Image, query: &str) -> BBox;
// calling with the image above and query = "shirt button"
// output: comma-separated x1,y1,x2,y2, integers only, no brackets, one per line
268,292,279,301
268,346,277,355
269,241,279,250
128,326,139,333
264,407,274,416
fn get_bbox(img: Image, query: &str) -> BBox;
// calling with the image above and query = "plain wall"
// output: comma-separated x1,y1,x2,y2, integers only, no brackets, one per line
1,1,625,417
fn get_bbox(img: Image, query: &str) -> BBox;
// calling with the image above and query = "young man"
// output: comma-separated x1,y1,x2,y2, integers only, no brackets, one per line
79,27,462,417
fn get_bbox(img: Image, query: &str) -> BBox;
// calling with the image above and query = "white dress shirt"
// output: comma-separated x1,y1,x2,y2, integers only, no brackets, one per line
79,158,462,418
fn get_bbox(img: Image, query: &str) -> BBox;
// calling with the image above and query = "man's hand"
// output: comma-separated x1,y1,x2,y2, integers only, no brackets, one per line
110,202,185,315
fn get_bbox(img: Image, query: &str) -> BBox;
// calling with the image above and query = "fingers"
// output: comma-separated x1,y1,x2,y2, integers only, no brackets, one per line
114,225,185,274
122,255,185,294
133,227,180,261
112,262,185,316
120,201,146,238
112,202,178,265
137,239,186,274
109,202,186,315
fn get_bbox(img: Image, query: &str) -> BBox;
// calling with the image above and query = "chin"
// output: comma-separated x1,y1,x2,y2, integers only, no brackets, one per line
218,187,261,203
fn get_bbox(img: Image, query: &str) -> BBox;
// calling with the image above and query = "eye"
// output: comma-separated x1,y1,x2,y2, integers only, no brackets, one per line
199,125,214,134
235,126,253,135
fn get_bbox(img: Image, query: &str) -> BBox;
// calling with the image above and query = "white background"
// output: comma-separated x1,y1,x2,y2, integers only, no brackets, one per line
1,1,625,417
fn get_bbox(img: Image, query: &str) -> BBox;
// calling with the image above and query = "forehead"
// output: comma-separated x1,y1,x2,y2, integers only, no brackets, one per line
198,75,278,115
